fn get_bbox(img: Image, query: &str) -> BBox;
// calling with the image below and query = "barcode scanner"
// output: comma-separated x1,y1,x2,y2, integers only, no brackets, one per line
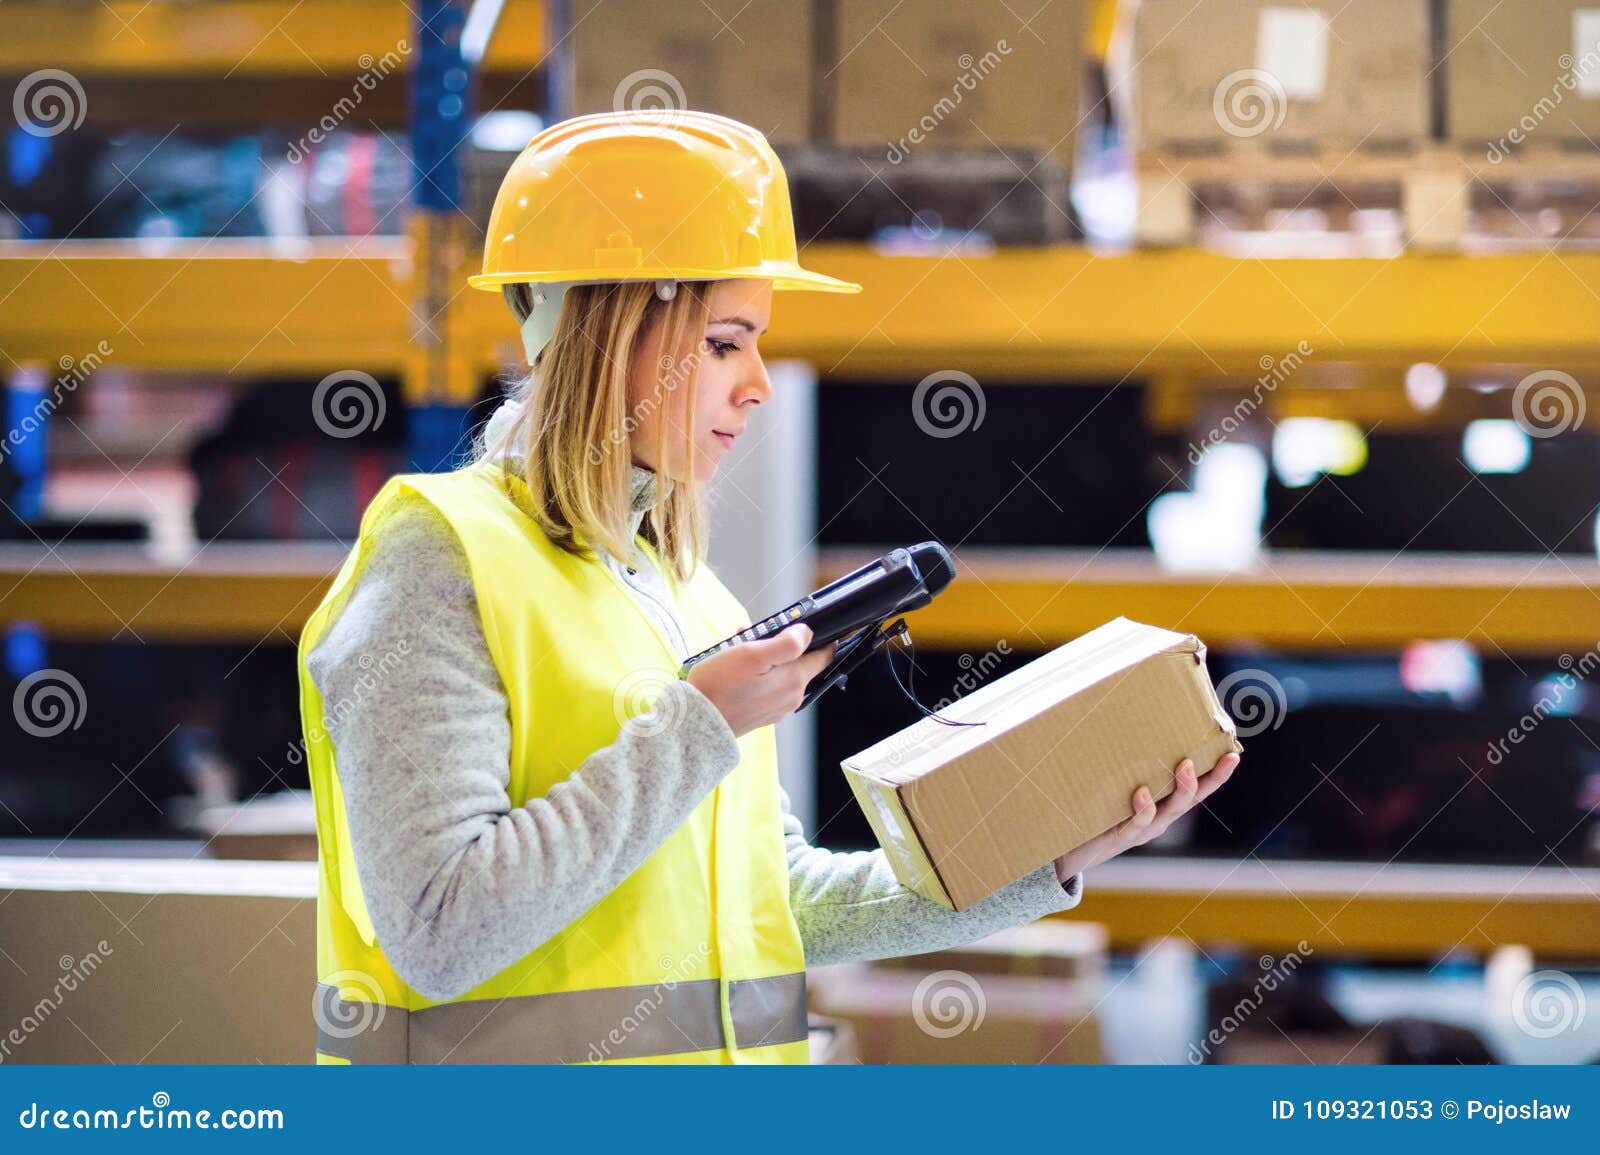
680,542,957,710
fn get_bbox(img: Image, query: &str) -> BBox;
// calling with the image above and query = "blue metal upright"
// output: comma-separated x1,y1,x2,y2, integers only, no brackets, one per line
406,0,476,473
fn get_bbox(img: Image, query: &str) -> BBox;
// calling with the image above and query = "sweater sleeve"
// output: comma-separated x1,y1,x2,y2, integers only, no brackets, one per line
304,493,744,1003
781,785,1084,966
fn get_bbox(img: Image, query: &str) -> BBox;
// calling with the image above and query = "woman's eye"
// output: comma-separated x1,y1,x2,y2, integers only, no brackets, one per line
705,338,739,358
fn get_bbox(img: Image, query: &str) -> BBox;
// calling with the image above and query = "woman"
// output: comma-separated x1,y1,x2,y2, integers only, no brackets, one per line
297,110,1238,1065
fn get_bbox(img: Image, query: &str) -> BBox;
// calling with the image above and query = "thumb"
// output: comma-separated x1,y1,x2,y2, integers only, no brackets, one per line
749,623,812,668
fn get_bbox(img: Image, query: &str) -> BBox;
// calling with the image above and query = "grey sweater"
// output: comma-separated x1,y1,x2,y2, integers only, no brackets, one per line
305,415,1082,1003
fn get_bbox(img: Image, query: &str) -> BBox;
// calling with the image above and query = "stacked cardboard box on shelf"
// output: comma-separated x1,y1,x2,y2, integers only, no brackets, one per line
0,858,315,1064
808,921,1109,1064
828,0,1082,157
1126,0,1430,151
569,0,1086,243
809,966,1103,1064
570,0,815,144
1119,2,1436,246
1445,1,1600,145
875,918,1108,985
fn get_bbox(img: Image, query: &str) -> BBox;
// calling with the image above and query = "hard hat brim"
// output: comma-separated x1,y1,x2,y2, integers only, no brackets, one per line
467,262,861,294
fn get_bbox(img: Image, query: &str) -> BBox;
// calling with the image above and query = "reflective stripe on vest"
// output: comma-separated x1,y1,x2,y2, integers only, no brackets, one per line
314,972,807,1064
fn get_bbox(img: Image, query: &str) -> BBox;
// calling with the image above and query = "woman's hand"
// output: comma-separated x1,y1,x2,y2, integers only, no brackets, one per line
687,623,838,738
1051,752,1240,883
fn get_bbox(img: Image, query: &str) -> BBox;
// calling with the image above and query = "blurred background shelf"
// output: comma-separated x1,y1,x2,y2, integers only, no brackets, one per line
0,542,346,641
7,243,1600,385
6,543,1594,651
1072,857,1600,959
0,0,547,76
822,547,1600,656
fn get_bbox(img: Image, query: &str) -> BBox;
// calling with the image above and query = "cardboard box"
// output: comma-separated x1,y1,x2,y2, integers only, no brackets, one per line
571,0,814,144
842,617,1241,912
0,857,316,1064
873,918,1108,985
1445,1,1600,146
808,963,1101,1064
806,1013,859,1064
1128,1,1428,150
196,790,318,861
830,0,1083,158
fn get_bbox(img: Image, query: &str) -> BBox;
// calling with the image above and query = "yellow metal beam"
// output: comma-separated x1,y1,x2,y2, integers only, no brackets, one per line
0,544,343,642
817,547,1600,656
0,0,545,75
5,543,1594,653
765,246,1600,379
1069,857,1600,960
0,238,420,377
1144,371,1600,432
8,243,1600,382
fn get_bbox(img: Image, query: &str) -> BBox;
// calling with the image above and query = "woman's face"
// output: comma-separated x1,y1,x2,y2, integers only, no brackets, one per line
628,278,774,484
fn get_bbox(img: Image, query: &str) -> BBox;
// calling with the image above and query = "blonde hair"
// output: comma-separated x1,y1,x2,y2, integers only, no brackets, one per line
476,280,712,584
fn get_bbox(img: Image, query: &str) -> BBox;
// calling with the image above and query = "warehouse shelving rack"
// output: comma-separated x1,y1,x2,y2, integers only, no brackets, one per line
3,0,1599,962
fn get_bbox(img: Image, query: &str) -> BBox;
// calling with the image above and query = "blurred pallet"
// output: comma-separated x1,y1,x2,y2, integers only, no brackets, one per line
1138,142,1600,250
781,144,1077,246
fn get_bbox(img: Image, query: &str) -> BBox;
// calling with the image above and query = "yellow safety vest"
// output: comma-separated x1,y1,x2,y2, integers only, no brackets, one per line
297,460,809,1064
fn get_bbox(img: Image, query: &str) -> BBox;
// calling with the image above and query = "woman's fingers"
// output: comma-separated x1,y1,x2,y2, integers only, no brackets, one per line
793,640,839,681
1128,785,1157,829
749,622,812,668
1194,753,1240,804
1058,752,1243,872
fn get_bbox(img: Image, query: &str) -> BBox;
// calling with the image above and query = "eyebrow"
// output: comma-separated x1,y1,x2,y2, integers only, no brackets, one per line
707,315,766,336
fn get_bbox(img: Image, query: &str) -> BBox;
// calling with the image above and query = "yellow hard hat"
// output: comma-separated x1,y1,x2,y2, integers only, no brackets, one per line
468,109,861,296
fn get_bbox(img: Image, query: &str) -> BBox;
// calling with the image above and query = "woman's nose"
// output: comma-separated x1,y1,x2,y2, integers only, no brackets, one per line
738,351,773,406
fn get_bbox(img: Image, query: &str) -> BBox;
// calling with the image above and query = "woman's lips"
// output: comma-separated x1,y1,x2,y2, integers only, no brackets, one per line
713,431,736,450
